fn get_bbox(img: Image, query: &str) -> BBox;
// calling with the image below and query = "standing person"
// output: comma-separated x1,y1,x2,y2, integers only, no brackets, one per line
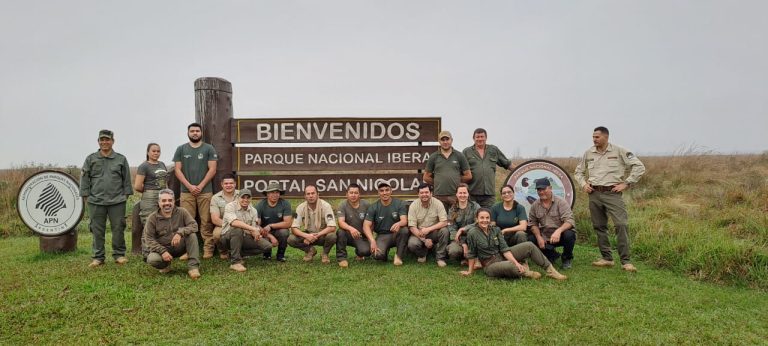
255,182,293,262
462,128,514,208
210,173,239,260
574,126,646,272
491,185,528,246
363,182,410,266
220,189,273,272
142,189,201,279
173,122,218,259
528,178,577,269
407,183,450,267
460,208,567,280
423,130,472,212
336,184,371,268
134,143,168,227
446,183,480,265
288,185,337,264
80,129,133,267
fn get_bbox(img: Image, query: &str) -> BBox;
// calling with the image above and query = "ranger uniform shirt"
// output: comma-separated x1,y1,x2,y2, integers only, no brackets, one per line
408,197,448,229
142,207,198,254
292,199,336,233
425,148,470,196
336,199,370,232
221,200,259,236
528,196,574,240
465,224,509,260
365,198,407,234
80,150,133,206
462,144,512,196
210,190,240,216
255,198,293,228
574,143,646,188
490,202,527,229
172,143,218,193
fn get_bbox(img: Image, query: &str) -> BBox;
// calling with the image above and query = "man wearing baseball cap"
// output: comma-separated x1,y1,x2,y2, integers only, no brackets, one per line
362,182,410,266
527,178,576,269
221,189,274,272
424,130,472,213
80,129,133,268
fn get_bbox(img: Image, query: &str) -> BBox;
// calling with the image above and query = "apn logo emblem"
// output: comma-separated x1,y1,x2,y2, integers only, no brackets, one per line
35,183,67,221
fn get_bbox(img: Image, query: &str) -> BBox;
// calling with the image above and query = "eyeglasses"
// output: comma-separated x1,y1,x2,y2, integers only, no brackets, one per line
501,191,514,195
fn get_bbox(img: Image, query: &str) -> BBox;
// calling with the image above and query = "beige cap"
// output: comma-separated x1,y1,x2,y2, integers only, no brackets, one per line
438,130,452,140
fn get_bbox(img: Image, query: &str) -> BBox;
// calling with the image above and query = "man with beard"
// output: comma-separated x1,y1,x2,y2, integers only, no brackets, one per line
407,183,450,267
363,182,409,266
173,122,218,259
80,129,133,267
143,189,201,279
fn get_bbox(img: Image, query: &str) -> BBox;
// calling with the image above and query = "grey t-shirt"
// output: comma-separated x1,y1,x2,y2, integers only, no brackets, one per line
336,199,370,232
137,161,168,190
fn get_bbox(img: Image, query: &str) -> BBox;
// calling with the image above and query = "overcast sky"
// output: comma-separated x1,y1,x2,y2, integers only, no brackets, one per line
1,1,765,169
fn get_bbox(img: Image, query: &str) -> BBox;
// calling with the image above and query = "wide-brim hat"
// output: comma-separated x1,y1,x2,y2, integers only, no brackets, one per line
261,182,285,195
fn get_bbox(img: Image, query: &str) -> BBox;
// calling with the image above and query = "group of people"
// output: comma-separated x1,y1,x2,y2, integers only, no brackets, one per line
79,123,645,281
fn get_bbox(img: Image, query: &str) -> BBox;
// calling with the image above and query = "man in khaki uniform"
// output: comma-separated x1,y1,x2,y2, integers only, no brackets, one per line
210,173,239,259
221,189,273,272
407,183,450,267
574,126,645,272
528,178,577,269
289,185,337,263
463,128,514,208
424,130,472,212
143,189,201,279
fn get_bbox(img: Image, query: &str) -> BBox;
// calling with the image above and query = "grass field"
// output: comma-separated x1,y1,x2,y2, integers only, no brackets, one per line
1,154,767,344
1,233,766,345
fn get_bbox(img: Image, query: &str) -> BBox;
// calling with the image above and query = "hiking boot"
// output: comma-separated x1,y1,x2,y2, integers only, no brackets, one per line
592,258,615,267
188,268,201,279
303,247,317,262
417,256,427,263
88,260,104,268
276,256,287,262
622,263,638,272
115,257,128,265
339,260,349,268
393,255,403,266
158,266,172,274
321,254,330,264
437,260,447,267
229,263,247,272
179,253,189,261
546,265,568,280
202,250,214,259
522,270,542,280
220,251,230,260
562,259,572,270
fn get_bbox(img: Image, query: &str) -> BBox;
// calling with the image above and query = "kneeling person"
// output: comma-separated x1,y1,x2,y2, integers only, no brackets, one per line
336,184,372,268
407,183,450,267
143,189,201,279
289,185,337,263
221,189,274,272
363,182,409,265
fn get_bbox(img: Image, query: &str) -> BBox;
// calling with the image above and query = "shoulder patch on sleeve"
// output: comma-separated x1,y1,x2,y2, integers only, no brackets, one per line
626,152,635,159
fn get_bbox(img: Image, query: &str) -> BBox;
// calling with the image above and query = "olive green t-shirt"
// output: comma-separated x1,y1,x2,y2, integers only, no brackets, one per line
490,202,527,229
255,198,293,228
364,198,407,234
172,143,218,193
425,148,470,196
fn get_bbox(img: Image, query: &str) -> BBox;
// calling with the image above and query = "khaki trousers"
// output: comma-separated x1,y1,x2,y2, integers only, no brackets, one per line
180,192,213,255
589,190,631,264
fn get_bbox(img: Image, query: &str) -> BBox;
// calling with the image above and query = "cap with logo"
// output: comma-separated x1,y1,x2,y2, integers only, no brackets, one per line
534,178,551,189
98,129,114,139
438,130,452,140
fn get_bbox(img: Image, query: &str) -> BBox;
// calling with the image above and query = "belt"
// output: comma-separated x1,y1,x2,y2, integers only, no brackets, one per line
592,185,615,192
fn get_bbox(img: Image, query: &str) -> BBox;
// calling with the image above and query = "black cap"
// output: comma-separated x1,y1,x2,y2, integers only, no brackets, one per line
534,178,551,189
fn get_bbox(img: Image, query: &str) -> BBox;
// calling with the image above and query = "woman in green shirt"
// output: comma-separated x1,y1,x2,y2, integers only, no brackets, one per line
134,143,168,224
461,208,566,280
491,185,529,246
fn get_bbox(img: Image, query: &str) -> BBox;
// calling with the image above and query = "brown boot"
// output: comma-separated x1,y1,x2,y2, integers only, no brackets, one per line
546,265,567,280
188,268,201,280
521,270,542,280
303,247,317,262
339,260,349,268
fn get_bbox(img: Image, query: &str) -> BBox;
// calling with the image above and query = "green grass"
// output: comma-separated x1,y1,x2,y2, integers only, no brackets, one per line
1,232,766,345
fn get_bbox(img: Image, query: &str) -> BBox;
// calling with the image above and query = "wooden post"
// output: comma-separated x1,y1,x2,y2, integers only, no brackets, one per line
194,77,233,193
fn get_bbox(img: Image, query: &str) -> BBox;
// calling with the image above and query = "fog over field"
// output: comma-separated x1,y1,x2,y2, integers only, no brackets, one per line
0,1,766,169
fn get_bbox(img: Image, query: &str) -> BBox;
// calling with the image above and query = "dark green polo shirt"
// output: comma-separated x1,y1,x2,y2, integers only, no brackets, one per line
364,198,407,234
425,148,470,196
255,198,293,227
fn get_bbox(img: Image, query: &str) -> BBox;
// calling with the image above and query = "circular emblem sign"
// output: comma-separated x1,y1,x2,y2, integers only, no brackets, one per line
17,170,84,236
504,160,576,215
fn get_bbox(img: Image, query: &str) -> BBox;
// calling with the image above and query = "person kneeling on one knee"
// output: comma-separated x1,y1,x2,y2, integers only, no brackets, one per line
143,189,201,279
